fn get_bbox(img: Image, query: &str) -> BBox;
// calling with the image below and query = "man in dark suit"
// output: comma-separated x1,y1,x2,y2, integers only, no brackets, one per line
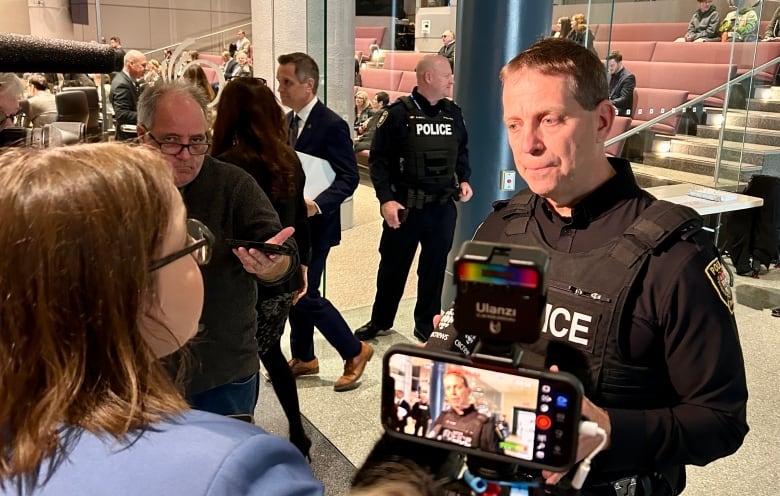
110,49,147,141
437,30,456,70
276,52,373,392
607,50,636,117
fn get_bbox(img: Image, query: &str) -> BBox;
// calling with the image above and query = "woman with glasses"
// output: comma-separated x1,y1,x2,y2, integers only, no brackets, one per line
0,143,322,495
211,77,313,459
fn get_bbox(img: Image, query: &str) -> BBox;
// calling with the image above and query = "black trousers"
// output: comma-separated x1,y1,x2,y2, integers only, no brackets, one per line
369,200,457,335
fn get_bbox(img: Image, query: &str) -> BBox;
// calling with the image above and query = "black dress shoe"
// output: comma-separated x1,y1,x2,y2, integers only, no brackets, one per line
772,308,780,318
354,322,389,340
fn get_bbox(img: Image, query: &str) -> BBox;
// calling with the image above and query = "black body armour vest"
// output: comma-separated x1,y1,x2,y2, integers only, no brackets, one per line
397,96,459,194
475,192,703,409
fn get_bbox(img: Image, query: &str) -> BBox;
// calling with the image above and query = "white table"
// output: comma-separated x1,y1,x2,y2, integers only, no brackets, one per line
644,183,764,244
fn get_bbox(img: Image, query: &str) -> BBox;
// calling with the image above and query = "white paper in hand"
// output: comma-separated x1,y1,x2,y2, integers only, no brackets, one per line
297,151,335,199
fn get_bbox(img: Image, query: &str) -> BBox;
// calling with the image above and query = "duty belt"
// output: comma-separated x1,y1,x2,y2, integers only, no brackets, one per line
403,188,455,209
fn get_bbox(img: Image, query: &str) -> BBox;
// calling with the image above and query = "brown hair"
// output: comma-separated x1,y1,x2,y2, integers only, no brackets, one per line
500,38,608,111
0,143,187,486
182,64,216,101
607,50,623,63
277,52,320,94
211,77,296,200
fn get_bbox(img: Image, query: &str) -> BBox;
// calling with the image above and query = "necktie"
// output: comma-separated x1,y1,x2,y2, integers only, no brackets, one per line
288,114,300,147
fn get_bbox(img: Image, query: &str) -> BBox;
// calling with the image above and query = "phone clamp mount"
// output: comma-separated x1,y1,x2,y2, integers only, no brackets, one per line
449,242,586,495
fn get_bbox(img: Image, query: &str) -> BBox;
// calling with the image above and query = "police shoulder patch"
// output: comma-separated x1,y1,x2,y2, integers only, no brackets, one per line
705,257,734,313
376,110,388,128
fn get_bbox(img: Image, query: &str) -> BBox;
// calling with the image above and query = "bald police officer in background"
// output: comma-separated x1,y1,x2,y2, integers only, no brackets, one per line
355,54,472,343
427,38,748,495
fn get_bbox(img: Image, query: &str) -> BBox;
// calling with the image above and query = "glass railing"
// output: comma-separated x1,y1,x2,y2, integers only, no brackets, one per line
143,20,252,63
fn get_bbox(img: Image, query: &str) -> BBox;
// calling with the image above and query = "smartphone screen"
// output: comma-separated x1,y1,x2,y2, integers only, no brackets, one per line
382,345,583,471
224,238,295,256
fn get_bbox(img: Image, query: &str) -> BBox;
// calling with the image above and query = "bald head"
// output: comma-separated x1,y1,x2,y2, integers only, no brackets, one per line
124,50,148,79
414,55,453,104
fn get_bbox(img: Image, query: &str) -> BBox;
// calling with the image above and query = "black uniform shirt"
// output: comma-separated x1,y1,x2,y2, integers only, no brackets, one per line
430,158,748,483
522,159,748,477
369,87,470,204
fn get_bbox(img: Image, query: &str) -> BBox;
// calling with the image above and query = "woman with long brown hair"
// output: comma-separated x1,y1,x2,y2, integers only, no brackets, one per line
0,143,321,495
211,77,312,459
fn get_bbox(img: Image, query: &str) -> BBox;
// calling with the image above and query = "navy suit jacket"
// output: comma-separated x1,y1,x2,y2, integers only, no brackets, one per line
2,410,323,496
609,68,636,117
289,100,359,248
110,71,139,141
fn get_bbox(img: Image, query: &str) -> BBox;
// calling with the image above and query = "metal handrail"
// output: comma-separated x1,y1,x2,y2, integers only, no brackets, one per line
143,20,251,57
605,53,780,147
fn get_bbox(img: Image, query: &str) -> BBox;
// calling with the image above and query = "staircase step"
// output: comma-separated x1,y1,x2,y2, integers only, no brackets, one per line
641,151,762,184
696,124,780,147
657,135,780,169
631,162,743,191
747,98,780,113
703,107,780,130
752,85,780,101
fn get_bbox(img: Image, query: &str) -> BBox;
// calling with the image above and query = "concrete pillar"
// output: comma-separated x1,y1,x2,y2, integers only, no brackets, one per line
443,0,553,304
251,0,354,124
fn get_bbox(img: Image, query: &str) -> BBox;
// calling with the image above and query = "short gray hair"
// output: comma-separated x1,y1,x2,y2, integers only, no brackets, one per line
0,73,24,99
137,80,208,130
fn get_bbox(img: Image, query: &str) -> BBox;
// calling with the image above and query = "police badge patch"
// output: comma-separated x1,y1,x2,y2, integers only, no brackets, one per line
705,258,734,313
376,110,388,128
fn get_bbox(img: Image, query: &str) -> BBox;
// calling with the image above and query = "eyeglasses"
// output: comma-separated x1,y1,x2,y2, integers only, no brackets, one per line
150,218,214,271
146,132,210,156
0,108,22,124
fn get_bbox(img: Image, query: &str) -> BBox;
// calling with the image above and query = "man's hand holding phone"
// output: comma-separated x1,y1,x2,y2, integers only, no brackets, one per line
229,226,296,282
542,365,612,486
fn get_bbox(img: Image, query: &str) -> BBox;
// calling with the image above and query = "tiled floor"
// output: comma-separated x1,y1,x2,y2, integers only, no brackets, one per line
255,182,780,495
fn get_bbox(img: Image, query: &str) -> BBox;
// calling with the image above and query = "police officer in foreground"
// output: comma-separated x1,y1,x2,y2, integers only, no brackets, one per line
355,54,472,343
427,38,748,495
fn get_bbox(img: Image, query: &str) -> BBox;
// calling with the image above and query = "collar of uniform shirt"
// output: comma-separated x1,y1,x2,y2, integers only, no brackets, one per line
539,158,641,229
411,87,447,118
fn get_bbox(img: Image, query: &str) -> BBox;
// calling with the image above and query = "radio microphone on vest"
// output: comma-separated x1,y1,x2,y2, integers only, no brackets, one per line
0,34,116,74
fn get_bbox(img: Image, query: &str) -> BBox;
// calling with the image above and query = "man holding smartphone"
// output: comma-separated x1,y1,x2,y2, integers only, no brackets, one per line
427,38,748,495
137,80,299,418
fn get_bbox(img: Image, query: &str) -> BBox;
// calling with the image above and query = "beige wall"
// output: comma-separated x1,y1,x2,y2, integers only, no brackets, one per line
59,0,251,53
0,0,31,34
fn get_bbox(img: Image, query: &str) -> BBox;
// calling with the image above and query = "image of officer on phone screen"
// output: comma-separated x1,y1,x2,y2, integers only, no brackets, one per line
427,370,500,453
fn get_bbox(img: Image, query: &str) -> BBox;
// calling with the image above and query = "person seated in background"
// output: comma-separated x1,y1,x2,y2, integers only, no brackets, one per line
182,64,216,102
354,90,372,134
720,1,758,42
567,13,596,54
763,5,780,40
0,143,323,496
231,50,253,78
607,50,636,117
676,0,720,42
437,30,456,69
550,16,572,39
354,91,389,152
0,73,23,131
24,73,57,127
144,58,162,86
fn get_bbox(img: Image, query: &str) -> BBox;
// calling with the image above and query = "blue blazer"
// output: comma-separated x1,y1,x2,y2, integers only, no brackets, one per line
7,410,323,496
289,100,359,248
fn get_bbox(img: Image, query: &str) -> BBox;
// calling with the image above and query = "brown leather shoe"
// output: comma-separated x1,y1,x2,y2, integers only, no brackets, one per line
334,342,374,392
288,357,319,378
